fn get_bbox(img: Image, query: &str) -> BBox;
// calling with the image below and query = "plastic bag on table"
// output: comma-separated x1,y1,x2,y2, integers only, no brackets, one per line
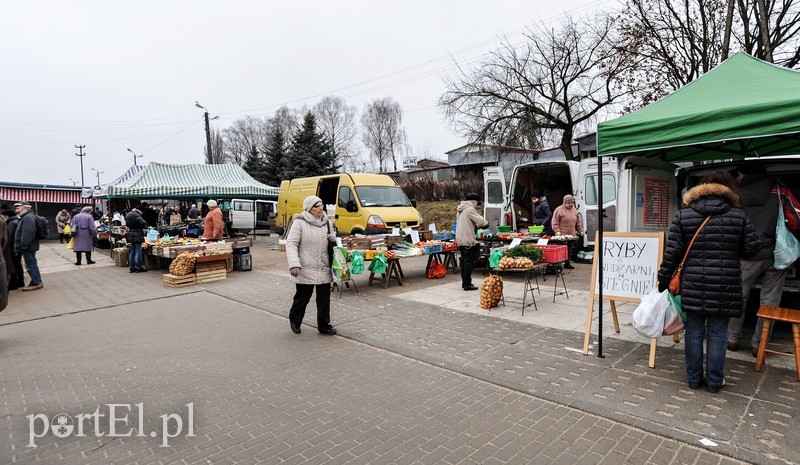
350,250,365,275
489,249,505,269
368,252,387,274
146,228,160,242
632,289,668,338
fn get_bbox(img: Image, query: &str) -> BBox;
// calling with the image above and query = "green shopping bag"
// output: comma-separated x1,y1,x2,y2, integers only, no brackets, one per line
368,252,388,274
350,250,365,275
489,249,505,269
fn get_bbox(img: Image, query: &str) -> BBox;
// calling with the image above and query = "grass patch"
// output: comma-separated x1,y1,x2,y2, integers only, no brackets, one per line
417,200,461,232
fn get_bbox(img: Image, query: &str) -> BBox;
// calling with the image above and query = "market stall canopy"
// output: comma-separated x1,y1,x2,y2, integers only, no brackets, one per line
86,165,145,198
95,162,279,199
597,52,800,161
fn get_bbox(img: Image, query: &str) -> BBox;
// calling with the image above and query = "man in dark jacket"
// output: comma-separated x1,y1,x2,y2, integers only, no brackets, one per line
2,210,24,290
140,202,159,228
125,205,149,273
727,161,787,356
531,190,553,235
13,202,43,291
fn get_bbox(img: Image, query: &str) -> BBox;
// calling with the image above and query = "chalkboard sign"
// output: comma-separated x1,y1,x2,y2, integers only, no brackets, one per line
591,232,664,301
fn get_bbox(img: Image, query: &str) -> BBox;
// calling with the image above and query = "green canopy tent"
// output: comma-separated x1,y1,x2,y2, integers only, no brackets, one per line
95,162,279,200
598,52,800,162
590,53,800,357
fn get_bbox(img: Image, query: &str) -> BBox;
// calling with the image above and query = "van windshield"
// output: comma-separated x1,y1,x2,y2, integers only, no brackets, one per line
354,186,412,207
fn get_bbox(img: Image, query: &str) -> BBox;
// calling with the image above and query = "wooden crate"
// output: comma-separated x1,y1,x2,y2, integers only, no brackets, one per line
196,261,227,273
163,273,196,288
197,269,227,283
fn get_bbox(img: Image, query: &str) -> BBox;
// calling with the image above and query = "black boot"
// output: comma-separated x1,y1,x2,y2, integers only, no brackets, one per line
86,252,95,265
75,252,82,266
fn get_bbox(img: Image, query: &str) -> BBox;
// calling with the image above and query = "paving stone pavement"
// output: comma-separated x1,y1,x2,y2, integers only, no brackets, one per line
0,242,797,464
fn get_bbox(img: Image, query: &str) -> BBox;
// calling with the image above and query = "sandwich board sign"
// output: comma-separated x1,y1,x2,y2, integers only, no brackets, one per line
582,232,676,368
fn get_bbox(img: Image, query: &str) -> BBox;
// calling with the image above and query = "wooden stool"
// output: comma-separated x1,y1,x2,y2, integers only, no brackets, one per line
754,305,800,381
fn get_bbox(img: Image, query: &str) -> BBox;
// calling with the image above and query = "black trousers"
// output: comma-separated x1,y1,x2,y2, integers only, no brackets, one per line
75,251,93,264
10,254,24,288
289,283,331,329
459,245,479,288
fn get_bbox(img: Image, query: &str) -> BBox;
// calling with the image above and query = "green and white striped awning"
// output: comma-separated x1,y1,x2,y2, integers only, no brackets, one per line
96,163,279,199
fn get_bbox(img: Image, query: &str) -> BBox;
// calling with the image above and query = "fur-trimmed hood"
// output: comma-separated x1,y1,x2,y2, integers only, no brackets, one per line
682,183,742,208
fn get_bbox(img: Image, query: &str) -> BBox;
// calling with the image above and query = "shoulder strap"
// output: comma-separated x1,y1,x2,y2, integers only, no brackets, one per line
677,216,711,269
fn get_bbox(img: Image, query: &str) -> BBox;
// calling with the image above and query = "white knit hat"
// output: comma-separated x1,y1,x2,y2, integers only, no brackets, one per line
207,200,217,208
303,195,323,212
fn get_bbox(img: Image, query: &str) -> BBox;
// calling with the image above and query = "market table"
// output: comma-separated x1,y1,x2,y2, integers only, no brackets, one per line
489,265,543,315
424,250,459,276
367,257,405,289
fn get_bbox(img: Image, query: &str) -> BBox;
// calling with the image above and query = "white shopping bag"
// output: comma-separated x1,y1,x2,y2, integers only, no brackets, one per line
632,289,669,338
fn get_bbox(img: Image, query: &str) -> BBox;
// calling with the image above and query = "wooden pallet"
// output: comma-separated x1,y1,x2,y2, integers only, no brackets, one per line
163,273,197,288
196,269,227,283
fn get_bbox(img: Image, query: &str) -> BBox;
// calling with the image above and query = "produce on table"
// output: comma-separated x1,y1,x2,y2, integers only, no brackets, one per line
479,275,504,309
498,257,534,269
391,242,425,257
169,252,196,276
505,245,543,262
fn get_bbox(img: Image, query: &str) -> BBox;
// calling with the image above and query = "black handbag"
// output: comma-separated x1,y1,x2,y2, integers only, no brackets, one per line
327,222,335,267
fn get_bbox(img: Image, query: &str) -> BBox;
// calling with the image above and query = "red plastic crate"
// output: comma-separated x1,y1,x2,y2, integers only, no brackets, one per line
535,244,568,263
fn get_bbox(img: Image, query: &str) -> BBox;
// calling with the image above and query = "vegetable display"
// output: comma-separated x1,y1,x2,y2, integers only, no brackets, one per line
479,275,504,309
169,252,196,276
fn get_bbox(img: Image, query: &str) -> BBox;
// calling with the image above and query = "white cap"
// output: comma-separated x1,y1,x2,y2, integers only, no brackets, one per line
207,200,217,208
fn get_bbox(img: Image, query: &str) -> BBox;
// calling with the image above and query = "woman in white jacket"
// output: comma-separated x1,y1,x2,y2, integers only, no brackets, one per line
286,195,337,335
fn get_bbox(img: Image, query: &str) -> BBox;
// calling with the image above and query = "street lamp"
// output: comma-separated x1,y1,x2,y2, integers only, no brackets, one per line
69,178,78,186
91,168,105,188
195,101,219,161
127,148,144,166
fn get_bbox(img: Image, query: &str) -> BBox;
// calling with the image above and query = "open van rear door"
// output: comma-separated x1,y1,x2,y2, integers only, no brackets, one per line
484,166,508,234
577,157,618,248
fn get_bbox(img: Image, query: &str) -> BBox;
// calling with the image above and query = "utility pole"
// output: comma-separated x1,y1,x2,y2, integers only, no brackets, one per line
196,101,215,162
127,148,143,166
75,144,86,187
91,168,104,188
204,110,213,161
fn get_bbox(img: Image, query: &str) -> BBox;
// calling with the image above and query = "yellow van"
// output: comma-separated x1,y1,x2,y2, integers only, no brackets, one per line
277,173,423,235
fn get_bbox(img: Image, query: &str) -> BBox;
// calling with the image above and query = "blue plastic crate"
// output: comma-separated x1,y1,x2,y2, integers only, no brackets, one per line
423,244,443,254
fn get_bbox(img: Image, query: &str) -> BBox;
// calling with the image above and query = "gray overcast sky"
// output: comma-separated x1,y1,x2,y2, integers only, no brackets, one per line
1,0,607,186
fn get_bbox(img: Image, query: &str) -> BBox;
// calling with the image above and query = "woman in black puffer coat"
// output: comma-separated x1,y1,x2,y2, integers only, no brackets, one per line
657,171,759,393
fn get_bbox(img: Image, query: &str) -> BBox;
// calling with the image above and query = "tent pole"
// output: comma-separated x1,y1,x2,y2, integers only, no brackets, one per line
597,157,604,358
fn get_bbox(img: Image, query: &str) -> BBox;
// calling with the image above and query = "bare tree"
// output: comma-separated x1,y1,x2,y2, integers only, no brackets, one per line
264,106,301,148
222,116,268,166
361,97,406,172
205,128,226,164
313,96,359,172
616,0,800,110
732,0,800,66
440,14,627,161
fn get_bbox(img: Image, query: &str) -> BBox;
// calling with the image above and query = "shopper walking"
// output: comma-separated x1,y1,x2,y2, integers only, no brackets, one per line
456,192,489,291
71,206,97,265
0,215,9,311
13,202,43,291
55,209,71,244
657,171,759,393
125,205,149,273
286,195,337,335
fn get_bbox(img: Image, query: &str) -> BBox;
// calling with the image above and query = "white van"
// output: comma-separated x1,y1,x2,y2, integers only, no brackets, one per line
484,156,680,248
220,199,277,233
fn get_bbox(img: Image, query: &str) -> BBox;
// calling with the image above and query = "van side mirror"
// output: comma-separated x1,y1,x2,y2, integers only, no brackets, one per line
346,200,358,213
411,200,417,208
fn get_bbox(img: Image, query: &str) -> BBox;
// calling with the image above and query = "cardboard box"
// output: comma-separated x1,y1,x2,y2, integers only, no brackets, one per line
113,249,129,268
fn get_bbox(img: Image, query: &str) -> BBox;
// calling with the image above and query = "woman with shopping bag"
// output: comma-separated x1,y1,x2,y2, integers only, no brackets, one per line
657,171,759,393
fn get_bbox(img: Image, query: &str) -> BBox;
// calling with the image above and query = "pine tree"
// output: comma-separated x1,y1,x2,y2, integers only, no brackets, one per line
242,145,269,184
283,112,337,180
264,127,287,186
